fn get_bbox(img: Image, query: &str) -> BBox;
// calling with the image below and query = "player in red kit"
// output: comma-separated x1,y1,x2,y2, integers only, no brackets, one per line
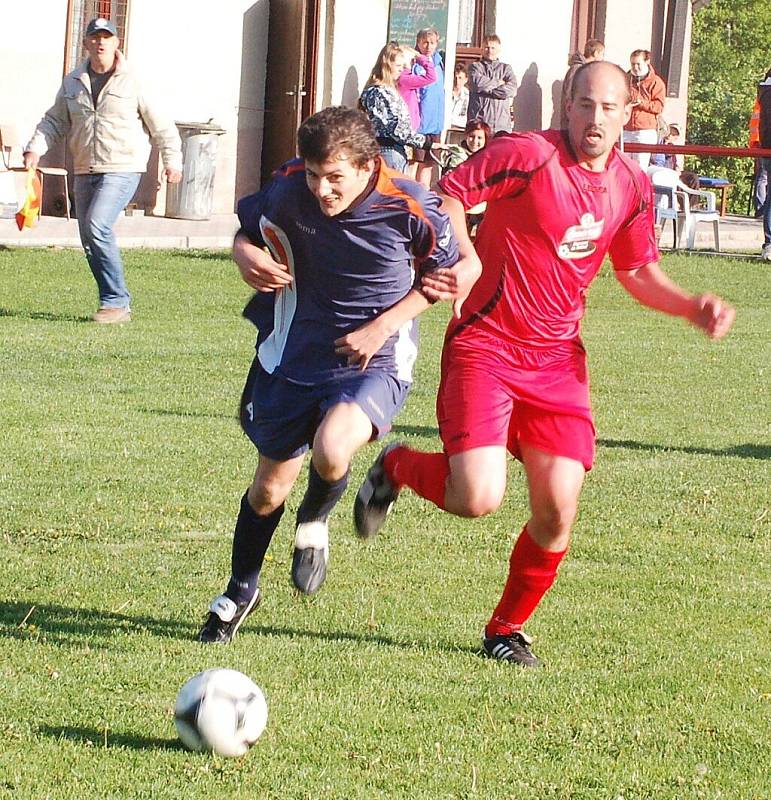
354,61,735,666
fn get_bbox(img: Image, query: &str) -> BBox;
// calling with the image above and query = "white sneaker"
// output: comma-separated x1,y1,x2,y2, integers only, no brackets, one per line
291,521,329,595
761,244,771,262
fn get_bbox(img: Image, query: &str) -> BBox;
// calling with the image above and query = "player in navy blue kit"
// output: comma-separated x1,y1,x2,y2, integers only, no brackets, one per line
198,106,465,644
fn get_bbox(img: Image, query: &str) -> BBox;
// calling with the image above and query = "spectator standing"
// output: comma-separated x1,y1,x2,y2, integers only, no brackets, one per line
749,97,767,217
467,34,517,134
623,49,666,171
450,63,470,130
559,39,604,126
359,43,428,173
758,69,771,261
396,47,435,131
414,28,446,188
24,17,182,324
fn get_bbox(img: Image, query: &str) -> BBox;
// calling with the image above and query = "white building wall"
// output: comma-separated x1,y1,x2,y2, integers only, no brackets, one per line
0,0,267,215
1,2,69,144
494,0,575,130
1,0,696,216
323,0,390,108
604,1,691,139
128,0,268,212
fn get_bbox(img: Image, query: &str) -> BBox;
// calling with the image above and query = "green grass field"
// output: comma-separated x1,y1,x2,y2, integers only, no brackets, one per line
0,247,768,799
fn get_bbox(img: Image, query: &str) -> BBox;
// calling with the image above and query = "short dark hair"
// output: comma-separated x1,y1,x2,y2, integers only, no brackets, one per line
483,33,501,44
464,118,492,144
297,106,379,167
570,61,631,103
630,49,651,61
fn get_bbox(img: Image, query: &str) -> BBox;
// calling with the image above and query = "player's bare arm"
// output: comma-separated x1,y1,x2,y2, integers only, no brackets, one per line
334,288,431,370
232,231,293,293
421,192,482,317
615,261,735,340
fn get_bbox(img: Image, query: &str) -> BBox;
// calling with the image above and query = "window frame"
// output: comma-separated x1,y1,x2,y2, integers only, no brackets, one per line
63,0,132,74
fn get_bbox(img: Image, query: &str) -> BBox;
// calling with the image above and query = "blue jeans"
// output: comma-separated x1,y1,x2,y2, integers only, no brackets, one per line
379,146,408,173
762,158,771,245
74,173,141,308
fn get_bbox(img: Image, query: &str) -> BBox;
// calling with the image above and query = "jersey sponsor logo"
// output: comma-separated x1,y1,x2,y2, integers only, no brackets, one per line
558,213,604,260
294,220,316,235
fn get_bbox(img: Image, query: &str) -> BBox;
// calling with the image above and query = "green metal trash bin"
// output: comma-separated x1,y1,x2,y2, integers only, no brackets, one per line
165,121,226,220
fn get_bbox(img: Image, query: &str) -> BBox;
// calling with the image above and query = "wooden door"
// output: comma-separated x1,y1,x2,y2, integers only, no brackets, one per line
260,0,319,184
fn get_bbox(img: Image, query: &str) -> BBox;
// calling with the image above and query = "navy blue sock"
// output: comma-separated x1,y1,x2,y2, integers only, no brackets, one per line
225,492,284,604
296,461,349,525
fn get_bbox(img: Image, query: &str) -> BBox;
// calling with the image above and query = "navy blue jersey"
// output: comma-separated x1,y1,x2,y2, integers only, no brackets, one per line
237,159,459,385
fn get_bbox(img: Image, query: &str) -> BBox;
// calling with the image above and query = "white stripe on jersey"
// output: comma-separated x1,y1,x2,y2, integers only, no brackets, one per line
257,217,297,374
393,257,418,383
394,318,418,382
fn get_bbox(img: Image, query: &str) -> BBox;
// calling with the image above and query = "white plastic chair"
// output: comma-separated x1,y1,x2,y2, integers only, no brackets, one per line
678,183,720,251
648,167,684,249
648,167,720,251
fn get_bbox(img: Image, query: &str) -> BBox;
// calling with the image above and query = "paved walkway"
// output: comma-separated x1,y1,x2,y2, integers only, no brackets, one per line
0,210,765,254
0,212,239,249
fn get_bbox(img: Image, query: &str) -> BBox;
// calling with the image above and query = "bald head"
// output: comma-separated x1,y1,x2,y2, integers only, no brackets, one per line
571,60,631,104
565,60,633,171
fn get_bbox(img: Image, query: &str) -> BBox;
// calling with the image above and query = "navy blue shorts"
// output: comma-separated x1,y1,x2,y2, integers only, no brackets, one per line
239,357,411,461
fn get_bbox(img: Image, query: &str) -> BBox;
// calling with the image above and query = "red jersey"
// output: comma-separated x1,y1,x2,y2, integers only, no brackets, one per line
438,129,659,347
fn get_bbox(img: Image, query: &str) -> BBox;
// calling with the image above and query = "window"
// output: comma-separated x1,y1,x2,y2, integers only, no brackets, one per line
64,0,131,73
456,0,492,66
570,0,606,56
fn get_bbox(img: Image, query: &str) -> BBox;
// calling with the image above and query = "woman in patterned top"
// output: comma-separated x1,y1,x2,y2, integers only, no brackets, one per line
359,42,429,173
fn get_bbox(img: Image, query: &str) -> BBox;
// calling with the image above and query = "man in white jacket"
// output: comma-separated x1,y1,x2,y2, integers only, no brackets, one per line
24,18,182,323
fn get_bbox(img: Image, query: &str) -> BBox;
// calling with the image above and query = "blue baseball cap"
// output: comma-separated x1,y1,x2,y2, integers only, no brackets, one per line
85,17,118,36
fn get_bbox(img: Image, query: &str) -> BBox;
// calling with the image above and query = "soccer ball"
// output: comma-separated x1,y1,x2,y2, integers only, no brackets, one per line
174,668,268,757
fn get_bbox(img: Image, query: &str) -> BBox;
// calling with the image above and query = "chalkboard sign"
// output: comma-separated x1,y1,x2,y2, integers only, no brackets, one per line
388,0,450,47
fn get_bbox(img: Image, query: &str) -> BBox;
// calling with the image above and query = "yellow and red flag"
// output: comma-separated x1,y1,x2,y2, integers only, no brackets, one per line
15,168,42,231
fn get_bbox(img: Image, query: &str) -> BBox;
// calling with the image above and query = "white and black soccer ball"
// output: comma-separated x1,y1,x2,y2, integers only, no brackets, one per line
174,668,268,757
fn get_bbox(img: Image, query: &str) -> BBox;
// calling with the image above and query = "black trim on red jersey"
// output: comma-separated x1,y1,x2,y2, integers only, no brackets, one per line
446,266,506,342
445,139,561,337
468,146,557,198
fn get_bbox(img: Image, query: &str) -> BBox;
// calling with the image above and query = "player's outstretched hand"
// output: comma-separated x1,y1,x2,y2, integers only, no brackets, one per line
689,292,736,340
233,233,293,292
421,252,483,318
334,318,389,371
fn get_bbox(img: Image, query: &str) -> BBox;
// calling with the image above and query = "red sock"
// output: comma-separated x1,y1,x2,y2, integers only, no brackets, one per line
384,447,448,510
486,526,567,636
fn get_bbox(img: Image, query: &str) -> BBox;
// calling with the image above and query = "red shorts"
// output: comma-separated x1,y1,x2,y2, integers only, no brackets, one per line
437,331,596,470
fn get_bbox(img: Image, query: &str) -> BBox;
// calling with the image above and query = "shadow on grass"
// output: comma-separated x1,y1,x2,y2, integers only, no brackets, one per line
392,430,769,461
392,423,439,437
0,601,189,646
0,600,478,656
599,438,770,460
38,724,182,752
248,623,480,657
0,306,89,323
